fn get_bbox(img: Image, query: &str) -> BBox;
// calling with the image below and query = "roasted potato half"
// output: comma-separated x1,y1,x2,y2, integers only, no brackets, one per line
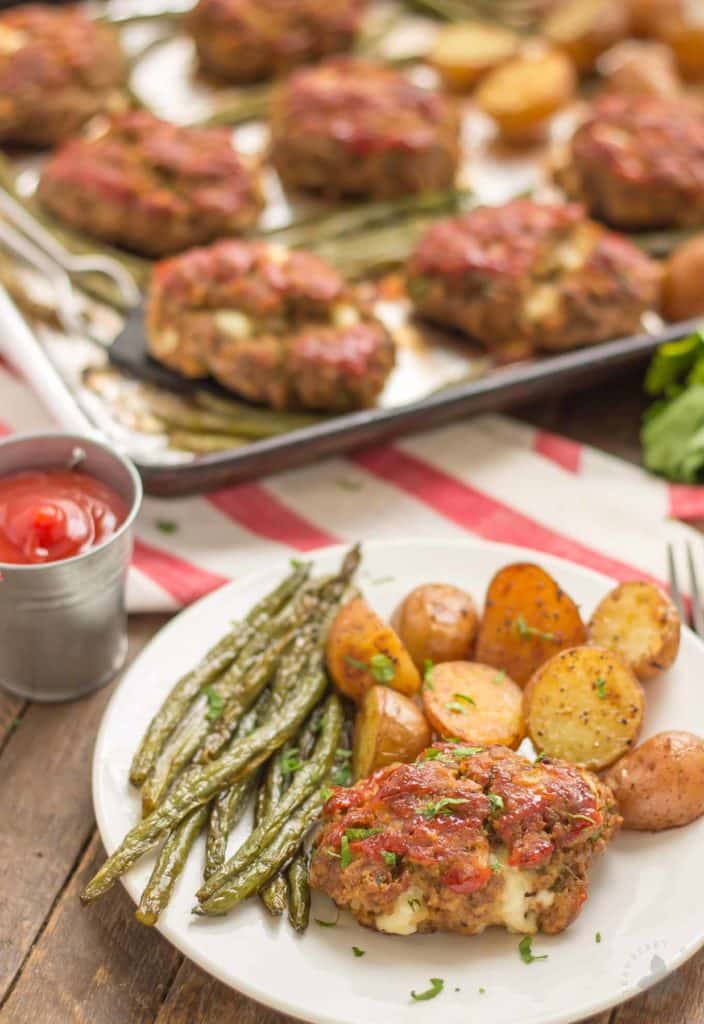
475,51,577,142
543,0,630,73
475,562,587,686
656,17,704,80
603,731,704,830
587,581,680,680
430,21,521,91
393,583,478,672
662,235,704,322
524,645,645,770
422,661,524,748
353,685,432,780
326,597,421,704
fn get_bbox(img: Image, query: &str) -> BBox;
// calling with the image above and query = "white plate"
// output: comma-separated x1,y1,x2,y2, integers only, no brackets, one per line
93,538,704,1024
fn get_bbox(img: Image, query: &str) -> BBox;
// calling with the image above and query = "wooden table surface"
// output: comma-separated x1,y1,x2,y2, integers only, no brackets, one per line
1,367,698,1024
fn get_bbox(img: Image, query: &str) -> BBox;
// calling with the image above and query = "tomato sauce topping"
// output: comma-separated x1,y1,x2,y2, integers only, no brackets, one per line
0,469,128,565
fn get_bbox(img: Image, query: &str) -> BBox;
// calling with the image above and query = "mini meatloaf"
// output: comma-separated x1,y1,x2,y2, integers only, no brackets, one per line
269,58,460,199
558,94,704,228
36,111,263,257
187,0,366,83
0,4,125,147
147,239,395,412
310,744,620,937
405,199,660,360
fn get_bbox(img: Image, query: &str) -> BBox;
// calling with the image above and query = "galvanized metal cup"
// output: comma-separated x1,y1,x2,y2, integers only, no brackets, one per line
0,433,142,702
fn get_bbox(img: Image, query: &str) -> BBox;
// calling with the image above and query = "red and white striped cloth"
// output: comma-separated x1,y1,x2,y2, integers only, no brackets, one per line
1,352,703,613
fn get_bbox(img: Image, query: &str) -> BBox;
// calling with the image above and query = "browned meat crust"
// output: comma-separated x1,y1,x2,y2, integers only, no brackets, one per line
37,111,264,257
310,744,620,937
187,0,366,83
147,239,395,412
405,199,660,361
558,93,704,228
0,4,125,147
270,58,460,199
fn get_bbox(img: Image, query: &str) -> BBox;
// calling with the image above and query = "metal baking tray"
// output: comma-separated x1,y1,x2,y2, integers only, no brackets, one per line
0,0,695,496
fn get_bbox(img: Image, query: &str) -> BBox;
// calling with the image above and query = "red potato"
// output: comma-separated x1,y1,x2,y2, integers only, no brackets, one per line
422,661,525,748
353,685,432,779
587,580,680,680
393,583,478,672
475,562,587,686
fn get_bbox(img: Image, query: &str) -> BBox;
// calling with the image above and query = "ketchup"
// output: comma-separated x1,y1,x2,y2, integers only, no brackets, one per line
0,469,128,565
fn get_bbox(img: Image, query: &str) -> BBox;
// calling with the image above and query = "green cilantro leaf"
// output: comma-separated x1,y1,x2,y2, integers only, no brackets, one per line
345,827,382,841
452,692,476,706
421,797,469,819
488,792,504,815
489,855,501,873
352,946,366,957
381,850,397,867
314,911,340,927
492,670,507,684
595,931,602,943
340,834,352,869
411,979,444,1002
445,700,468,715
370,653,396,684
595,677,607,699
280,747,303,775
515,615,555,642
155,519,178,534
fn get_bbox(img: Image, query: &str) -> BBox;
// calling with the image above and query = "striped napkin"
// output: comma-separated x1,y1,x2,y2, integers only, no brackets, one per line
1,351,702,613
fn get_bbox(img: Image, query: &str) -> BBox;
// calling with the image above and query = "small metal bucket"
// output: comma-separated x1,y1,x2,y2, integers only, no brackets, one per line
0,433,142,702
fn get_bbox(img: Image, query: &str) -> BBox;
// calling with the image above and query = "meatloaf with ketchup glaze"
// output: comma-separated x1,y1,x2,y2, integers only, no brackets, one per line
310,744,620,937
147,239,395,412
269,58,460,199
187,0,366,83
37,111,263,257
557,93,704,228
0,4,125,147
405,199,660,361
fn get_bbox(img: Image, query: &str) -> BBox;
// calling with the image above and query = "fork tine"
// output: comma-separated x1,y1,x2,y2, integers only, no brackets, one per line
687,543,704,638
668,543,687,624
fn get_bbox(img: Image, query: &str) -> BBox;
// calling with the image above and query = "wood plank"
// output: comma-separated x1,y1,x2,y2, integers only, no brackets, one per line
1,833,182,1024
154,959,300,1024
0,613,168,1002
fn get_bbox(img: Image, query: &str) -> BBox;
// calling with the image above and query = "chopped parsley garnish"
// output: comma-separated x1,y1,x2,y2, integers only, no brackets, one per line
595,677,607,699
352,946,365,957
535,752,548,763
489,855,501,873
345,827,382,841
452,692,476,706
204,687,225,722
487,792,504,815
411,979,444,1002
424,660,434,687
479,987,486,995
370,653,396,683
421,748,443,761
408,897,422,911
421,745,482,763
518,935,548,964
381,850,397,867
445,700,468,715
595,931,602,943
492,670,506,684
421,797,469,819
320,786,333,802
280,747,303,775
340,834,352,869
451,745,483,757
314,911,340,927
155,519,178,534
515,615,555,643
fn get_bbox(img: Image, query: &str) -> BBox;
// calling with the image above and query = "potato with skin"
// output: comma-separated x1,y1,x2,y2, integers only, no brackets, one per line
393,583,478,672
543,0,630,73
598,40,681,97
524,645,645,770
353,685,432,780
422,661,525,748
475,51,577,143
661,235,704,323
326,597,421,704
588,580,680,680
430,21,521,92
475,562,587,686
603,731,704,830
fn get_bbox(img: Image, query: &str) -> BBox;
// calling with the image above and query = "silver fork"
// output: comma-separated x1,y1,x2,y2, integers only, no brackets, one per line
667,543,704,637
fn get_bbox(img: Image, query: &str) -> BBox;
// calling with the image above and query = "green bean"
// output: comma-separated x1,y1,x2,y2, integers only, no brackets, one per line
196,693,342,902
287,851,311,933
81,658,329,902
260,873,289,915
195,788,326,916
149,393,292,439
194,391,322,431
135,804,208,927
168,431,247,455
129,564,309,786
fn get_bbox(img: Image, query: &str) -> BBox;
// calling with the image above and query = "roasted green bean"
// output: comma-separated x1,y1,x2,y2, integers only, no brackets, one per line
196,692,342,902
135,804,208,927
129,563,309,786
195,788,326,916
82,658,328,902
287,851,311,933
